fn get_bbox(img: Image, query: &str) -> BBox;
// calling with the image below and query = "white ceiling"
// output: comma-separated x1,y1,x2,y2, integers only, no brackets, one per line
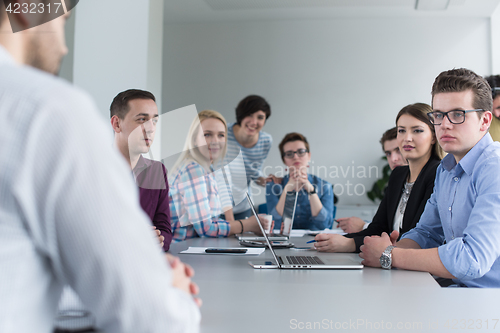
164,0,500,23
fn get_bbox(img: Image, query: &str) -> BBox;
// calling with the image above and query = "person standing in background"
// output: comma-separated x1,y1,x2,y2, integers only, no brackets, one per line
224,95,273,220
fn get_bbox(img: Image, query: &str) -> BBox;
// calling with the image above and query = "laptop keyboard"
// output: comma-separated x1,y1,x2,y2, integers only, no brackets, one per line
282,256,325,265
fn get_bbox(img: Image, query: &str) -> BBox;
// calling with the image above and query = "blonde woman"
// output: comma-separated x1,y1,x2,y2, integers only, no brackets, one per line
169,110,269,242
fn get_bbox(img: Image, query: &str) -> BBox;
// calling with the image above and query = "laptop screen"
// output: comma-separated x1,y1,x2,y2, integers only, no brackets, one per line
281,191,298,236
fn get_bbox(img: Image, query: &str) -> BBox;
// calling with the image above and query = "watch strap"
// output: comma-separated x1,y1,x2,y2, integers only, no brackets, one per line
380,245,395,269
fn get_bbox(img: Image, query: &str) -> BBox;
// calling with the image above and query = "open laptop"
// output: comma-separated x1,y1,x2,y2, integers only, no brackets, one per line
236,191,298,242
246,193,363,270
281,191,298,236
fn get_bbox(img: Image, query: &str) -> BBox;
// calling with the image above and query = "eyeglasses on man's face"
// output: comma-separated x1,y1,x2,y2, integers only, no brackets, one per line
283,148,309,159
427,109,483,125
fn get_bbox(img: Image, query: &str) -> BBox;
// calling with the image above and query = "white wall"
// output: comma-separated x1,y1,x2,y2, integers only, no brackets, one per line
491,4,500,73
72,0,164,160
162,17,491,205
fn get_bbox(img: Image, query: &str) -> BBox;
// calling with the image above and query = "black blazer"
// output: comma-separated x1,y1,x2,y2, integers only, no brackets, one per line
345,156,441,253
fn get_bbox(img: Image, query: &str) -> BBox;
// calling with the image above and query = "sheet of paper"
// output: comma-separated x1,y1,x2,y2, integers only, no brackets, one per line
289,230,308,237
289,229,346,237
180,247,265,255
319,229,347,235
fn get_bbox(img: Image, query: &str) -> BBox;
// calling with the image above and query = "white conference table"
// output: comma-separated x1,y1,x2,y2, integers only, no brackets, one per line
170,235,500,333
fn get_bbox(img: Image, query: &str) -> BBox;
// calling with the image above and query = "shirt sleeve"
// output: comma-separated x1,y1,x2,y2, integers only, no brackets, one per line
175,163,230,238
437,159,500,281
345,175,395,253
308,180,334,230
153,164,172,251
19,88,200,333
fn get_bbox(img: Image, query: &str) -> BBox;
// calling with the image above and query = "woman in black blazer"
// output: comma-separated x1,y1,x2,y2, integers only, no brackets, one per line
314,103,444,253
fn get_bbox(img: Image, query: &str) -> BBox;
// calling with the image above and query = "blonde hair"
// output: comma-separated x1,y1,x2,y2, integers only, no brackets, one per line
170,110,228,177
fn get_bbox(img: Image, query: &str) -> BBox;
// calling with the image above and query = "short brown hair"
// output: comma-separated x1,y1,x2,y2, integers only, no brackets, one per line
485,75,500,99
110,89,156,119
235,95,271,125
396,103,444,160
379,127,397,152
431,68,493,114
278,132,310,163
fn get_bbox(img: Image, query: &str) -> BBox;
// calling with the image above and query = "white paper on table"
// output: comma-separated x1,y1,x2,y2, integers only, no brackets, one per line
180,247,265,255
289,230,308,237
319,229,347,235
289,229,346,237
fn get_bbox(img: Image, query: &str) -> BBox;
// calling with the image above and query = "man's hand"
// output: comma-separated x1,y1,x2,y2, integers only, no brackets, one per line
313,234,356,253
359,232,393,267
165,254,202,307
336,217,366,233
152,226,165,248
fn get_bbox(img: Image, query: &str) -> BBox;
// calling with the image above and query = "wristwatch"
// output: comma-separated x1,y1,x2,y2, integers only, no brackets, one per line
380,245,395,269
308,187,317,195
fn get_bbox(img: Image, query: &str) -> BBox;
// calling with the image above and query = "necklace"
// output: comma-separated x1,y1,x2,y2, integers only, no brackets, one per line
399,181,415,214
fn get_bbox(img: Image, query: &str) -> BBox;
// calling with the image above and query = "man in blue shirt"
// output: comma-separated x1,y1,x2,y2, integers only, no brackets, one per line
360,68,500,288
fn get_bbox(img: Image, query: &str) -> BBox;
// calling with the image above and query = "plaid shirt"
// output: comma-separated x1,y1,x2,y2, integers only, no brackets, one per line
169,161,230,242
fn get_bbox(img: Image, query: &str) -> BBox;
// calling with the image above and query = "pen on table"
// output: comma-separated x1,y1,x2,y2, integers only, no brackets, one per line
306,239,317,244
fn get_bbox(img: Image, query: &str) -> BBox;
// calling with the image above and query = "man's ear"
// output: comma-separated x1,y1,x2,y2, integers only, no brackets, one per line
110,115,121,133
480,111,493,132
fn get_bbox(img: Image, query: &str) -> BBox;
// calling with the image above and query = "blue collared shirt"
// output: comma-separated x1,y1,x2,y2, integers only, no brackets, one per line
266,174,335,230
401,133,500,287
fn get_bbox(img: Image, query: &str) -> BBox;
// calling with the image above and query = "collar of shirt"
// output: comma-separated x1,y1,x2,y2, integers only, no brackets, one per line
442,133,493,177
133,155,149,176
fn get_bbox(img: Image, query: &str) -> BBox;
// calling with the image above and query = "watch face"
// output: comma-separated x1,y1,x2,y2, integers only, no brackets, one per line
380,255,390,268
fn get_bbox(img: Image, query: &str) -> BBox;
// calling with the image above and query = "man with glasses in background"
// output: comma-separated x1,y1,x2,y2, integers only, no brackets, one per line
359,68,500,288
485,75,500,142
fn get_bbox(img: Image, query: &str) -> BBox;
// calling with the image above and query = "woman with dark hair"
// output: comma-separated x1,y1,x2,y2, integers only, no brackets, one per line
223,95,273,220
266,132,334,231
314,103,444,252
